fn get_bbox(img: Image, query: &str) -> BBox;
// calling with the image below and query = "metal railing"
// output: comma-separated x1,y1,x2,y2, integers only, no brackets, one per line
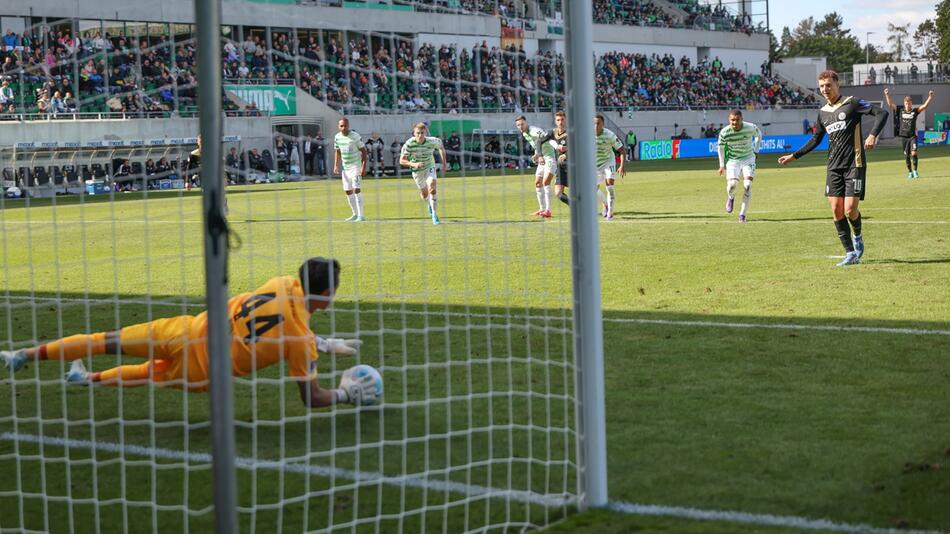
843,69,950,87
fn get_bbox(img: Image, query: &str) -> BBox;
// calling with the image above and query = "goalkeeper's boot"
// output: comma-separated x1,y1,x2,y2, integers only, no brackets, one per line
726,196,734,213
907,171,914,180
65,360,90,385
836,251,861,267
913,170,919,179
852,234,865,259
0,350,27,372
345,213,359,222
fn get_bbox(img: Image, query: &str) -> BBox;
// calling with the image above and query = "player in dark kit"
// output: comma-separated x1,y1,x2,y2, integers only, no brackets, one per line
884,87,934,179
778,70,889,267
537,111,570,205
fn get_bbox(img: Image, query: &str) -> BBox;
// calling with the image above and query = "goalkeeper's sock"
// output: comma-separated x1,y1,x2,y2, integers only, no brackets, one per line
40,333,107,361
912,155,918,171
94,359,167,385
905,156,913,171
535,186,544,211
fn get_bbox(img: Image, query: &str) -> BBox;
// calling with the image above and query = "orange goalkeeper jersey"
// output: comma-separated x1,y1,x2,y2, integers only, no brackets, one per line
160,276,319,390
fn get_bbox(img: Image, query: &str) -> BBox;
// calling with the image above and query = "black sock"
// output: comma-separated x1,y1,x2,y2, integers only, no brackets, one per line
558,193,570,205
912,155,918,171
849,213,862,237
835,218,854,252
905,156,913,171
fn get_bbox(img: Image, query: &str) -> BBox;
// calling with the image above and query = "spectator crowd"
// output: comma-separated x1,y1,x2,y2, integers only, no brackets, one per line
2,6,793,120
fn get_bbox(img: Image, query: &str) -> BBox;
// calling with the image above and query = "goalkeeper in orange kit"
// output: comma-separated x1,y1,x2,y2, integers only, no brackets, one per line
1,257,377,408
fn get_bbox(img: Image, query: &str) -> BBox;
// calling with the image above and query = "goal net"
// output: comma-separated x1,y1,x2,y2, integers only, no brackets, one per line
0,1,594,532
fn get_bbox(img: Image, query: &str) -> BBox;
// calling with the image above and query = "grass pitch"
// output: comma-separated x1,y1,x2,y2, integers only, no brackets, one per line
1,146,948,533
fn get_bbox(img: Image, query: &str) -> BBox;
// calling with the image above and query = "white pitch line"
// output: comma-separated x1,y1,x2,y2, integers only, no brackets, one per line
0,432,941,534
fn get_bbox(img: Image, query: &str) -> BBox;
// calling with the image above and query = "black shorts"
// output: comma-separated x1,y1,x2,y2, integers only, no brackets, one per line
826,166,867,200
900,135,918,156
556,165,569,187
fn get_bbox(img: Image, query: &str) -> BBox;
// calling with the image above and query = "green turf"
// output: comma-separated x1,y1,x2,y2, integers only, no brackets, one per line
1,146,949,533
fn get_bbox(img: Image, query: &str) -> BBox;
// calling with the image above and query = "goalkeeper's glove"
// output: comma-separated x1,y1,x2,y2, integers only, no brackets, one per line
315,335,362,356
335,366,379,405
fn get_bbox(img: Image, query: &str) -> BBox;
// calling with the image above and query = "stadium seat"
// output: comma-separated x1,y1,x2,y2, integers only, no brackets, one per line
52,166,65,186
33,167,50,186
18,167,33,188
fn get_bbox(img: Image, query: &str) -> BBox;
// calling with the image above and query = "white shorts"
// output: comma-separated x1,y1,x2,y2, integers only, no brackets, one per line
534,156,558,178
596,163,615,184
726,157,756,180
341,166,362,191
411,167,437,190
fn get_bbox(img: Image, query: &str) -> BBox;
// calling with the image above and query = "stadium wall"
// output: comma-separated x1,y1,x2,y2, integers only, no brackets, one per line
344,109,813,148
0,117,272,150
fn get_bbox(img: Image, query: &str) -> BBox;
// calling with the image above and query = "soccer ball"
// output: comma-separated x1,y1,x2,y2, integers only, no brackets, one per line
343,364,384,406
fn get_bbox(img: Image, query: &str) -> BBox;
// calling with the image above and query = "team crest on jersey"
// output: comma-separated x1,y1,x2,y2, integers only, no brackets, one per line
837,112,846,120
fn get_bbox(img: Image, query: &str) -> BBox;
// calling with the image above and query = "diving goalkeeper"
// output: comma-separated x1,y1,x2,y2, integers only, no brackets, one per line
1,257,377,408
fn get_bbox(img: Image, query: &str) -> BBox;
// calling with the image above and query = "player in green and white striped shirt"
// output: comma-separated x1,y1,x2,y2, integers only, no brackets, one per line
333,118,368,222
717,110,762,223
595,114,626,220
400,123,448,225
515,116,559,218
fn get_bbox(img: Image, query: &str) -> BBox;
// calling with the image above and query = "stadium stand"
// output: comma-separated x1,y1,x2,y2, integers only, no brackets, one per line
0,17,806,120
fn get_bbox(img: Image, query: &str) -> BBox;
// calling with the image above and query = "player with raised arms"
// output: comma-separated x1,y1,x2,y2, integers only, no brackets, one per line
1,257,381,408
515,115,559,218
778,70,889,266
595,114,626,220
333,117,369,222
399,122,448,225
884,87,934,179
717,110,762,222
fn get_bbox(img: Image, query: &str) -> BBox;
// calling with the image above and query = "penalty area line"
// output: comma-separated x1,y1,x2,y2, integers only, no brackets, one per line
0,432,943,534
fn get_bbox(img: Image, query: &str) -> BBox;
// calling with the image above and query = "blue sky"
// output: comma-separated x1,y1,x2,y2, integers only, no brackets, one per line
768,0,936,50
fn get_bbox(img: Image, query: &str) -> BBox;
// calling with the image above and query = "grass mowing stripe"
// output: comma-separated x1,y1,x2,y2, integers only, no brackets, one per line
3,432,941,534
3,297,948,337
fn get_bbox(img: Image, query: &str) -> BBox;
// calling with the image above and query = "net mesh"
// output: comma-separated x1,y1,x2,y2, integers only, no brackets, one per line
1,3,583,532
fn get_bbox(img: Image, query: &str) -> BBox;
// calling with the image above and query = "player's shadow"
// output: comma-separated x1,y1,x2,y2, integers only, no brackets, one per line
755,216,833,222
616,213,720,221
609,211,676,218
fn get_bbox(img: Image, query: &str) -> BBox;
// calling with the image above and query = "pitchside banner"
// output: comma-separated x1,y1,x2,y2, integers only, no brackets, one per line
224,85,297,115
917,130,949,145
638,135,830,161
